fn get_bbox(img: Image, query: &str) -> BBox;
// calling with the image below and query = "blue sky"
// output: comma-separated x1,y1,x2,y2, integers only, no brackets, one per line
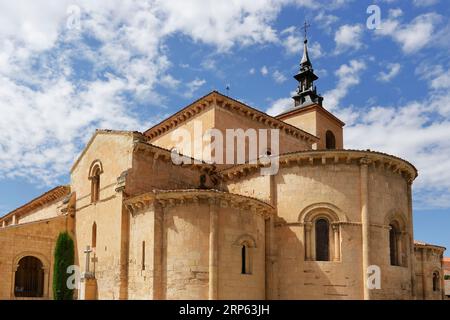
0,0,449,250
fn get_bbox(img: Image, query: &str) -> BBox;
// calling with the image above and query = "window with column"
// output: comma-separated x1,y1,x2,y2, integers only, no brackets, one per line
304,217,341,262
432,272,440,292
388,220,405,267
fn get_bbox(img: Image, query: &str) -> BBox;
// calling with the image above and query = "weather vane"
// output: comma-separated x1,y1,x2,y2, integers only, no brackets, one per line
301,20,311,41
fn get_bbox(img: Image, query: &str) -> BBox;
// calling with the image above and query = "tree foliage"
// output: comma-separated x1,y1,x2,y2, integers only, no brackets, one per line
53,232,75,300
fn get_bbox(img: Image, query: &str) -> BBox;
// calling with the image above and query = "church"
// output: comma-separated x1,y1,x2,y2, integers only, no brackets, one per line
0,37,446,300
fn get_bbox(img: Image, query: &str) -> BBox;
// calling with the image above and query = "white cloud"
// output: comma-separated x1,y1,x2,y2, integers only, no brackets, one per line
309,42,324,59
184,78,206,98
266,97,293,116
413,0,439,7
430,71,450,90
376,12,441,54
160,74,181,89
2,1,299,184
281,26,303,55
249,68,256,75
324,60,366,110
273,70,287,83
334,24,364,53
314,11,339,32
377,63,401,82
344,94,450,209
261,66,269,76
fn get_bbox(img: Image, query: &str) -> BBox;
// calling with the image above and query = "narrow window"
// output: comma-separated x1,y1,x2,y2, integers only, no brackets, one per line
315,219,330,261
241,245,247,274
91,166,101,203
389,224,399,266
433,272,439,292
92,222,97,250
325,131,336,150
142,241,146,271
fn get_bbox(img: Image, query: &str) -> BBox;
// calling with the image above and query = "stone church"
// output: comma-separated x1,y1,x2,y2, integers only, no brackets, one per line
0,38,446,300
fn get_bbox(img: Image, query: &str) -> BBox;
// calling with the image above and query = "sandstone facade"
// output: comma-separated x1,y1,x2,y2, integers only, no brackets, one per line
0,90,446,300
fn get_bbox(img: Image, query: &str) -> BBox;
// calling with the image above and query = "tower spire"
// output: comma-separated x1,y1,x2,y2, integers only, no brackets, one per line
292,21,323,108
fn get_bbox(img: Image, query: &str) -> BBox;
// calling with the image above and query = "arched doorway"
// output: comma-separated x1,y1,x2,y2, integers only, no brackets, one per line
14,256,45,298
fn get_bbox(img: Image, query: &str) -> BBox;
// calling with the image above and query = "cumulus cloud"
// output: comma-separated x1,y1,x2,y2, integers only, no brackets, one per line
345,94,450,208
273,70,287,83
376,12,441,54
0,0,304,184
183,78,206,99
323,59,366,109
314,11,339,33
266,97,293,116
413,0,439,7
377,63,401,82
260,66,269,76
281,26,303,55
334,24,364,53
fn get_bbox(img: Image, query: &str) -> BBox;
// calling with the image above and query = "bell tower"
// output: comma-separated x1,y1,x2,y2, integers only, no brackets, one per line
292,22,323,107
276,22,345,150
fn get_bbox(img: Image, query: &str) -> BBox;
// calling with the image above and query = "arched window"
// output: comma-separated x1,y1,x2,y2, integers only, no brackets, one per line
433,272,440,292
234,235,256,275
315,219,330,261
325,131,336,150
389,224,399,266
90,165,102,203
14,256,44,298
92,222,97,250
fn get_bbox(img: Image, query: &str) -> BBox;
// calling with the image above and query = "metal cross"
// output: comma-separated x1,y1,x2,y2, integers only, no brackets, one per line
301,20,311,40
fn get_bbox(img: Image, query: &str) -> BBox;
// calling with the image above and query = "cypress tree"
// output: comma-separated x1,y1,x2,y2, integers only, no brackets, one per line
53,232,75,300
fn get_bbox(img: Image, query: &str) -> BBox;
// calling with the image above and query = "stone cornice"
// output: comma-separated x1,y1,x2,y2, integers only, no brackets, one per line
143,91,319,143
123,189,274,218
220,149,418,183
414,241,446,252
0,186,70,222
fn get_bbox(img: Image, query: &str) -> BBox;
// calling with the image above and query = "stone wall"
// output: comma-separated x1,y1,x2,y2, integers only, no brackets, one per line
414,245,445,300
70,131,135,300
124,191,270,300
222,151,416,299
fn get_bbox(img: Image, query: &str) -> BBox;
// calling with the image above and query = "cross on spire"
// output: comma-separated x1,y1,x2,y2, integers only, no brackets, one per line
301,20,311,41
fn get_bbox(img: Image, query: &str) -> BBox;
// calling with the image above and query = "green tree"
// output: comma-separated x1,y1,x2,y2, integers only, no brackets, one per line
53,232,75,300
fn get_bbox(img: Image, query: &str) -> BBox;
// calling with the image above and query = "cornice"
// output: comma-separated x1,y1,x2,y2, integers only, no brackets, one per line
123,189,274,218
220,149,418,184
144,91,319,143
0,186,70,222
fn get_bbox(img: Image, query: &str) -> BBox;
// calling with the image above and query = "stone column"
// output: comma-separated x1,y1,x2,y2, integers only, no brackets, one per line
332,224,340,262
421,249,427,300
1,220,5,228
153,201,164,300
396,232,403,266
208,199,219,300
407,181,417,298
265,215,275,299
43,267,49,298
118,203,130,300
12,214,16,225
305,222,312,261
360,157,371,300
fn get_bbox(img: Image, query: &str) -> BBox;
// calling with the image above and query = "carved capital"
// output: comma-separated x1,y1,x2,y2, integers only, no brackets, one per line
359,157,372,166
